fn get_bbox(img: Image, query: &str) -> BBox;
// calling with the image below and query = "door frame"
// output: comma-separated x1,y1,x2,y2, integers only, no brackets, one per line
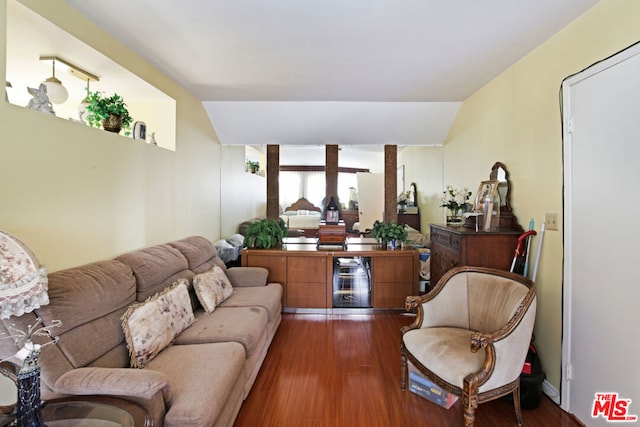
560,41,640,412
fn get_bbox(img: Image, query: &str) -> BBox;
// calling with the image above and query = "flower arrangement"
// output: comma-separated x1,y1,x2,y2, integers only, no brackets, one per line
397,190,412,205
440,185,472,215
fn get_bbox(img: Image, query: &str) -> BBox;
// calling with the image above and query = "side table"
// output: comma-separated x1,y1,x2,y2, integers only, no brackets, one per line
42,395,152,426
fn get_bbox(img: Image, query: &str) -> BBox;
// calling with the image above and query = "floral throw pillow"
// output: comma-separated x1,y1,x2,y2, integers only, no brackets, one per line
193,265,234,314
121,279,194,368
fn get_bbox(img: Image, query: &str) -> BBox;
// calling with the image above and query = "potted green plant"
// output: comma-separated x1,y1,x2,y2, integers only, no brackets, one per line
84,90,133,135
244,218,288,249
371,220,408,250
246,160,260,174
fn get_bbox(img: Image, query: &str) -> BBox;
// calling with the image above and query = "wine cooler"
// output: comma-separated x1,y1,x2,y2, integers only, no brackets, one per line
332,256,372,308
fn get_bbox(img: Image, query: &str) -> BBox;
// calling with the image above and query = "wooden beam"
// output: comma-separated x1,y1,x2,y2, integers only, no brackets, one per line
325,144,339,209
384,145,397,223
266,145,280,220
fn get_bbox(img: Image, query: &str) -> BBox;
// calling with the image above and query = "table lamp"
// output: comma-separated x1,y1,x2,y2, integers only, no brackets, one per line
0,231,59,427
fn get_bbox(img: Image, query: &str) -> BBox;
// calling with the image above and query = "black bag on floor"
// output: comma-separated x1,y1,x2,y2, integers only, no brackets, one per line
504,341,546,409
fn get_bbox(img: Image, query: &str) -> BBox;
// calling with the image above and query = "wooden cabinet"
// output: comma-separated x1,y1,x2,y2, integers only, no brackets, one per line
372,254,416,308
287,254,328,308
242,243,419,310
429,224,521,286
397,212,421,231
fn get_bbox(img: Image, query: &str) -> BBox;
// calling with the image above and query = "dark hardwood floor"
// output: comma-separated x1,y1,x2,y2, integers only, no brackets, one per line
234,313,582,427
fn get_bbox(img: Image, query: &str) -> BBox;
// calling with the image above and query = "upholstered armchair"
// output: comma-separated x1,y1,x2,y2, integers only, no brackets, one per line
400,266,537,426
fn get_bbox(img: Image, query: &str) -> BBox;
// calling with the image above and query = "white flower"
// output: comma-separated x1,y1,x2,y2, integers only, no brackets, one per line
440,186,471,210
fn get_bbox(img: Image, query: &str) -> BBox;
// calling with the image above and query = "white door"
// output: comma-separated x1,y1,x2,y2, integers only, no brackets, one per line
562,44,640,425
356,172,384,231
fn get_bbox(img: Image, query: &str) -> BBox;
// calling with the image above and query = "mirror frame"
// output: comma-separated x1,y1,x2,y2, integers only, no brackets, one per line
489,162,512,213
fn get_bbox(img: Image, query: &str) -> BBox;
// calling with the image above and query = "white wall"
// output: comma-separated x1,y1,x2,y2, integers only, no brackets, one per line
220,145,267,237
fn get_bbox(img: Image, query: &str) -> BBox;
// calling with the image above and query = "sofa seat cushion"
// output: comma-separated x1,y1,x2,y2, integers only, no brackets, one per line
174,307,268,357
218,284,282,321
402,326,485,389
146,342,245,427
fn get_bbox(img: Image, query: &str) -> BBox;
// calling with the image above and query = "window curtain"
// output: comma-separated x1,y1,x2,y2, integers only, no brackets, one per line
279,171,325,210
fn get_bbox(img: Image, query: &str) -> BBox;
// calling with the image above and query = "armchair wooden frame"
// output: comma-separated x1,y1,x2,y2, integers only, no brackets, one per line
400,266,536,426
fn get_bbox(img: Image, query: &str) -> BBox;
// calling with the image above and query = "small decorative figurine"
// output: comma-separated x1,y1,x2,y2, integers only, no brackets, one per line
149,132,158,145
26,83,55,115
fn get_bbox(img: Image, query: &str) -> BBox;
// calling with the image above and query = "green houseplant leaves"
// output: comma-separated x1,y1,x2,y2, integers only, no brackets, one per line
371,220,408,245
244,218,288,249
84,91,133,135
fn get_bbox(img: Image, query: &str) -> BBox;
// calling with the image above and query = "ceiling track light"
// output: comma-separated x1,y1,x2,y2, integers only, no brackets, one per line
39,56,100,104
42,58,68,104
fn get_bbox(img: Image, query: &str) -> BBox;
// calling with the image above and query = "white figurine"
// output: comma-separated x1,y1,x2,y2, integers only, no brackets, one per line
26,83,55,115
149,132,158,146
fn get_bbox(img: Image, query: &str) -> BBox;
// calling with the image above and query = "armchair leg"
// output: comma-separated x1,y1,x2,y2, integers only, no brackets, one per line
463,380,478,427
513,385,523,425
400,345,407,391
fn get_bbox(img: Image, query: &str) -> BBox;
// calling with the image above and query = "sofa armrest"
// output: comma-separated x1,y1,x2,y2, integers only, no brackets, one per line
54,367,172,403
225,267,268,287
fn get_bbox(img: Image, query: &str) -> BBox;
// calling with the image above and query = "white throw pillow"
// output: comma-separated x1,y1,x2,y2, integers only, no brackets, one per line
193,265,234,314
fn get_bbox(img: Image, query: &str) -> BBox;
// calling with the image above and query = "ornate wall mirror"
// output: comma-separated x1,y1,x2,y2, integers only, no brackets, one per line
489,162,512,213
487,161,522,231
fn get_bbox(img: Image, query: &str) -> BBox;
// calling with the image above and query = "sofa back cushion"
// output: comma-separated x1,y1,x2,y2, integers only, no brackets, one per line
116,244,194,302
168,236,226,274
36,260,136,370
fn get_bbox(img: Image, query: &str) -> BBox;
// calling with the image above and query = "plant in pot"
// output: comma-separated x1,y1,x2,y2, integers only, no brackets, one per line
371,220,408,250
244,218,288,249
84,90,133,136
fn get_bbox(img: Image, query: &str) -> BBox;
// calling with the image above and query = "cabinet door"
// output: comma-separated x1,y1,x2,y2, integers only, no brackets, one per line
287,255,327,308
372,255,416,308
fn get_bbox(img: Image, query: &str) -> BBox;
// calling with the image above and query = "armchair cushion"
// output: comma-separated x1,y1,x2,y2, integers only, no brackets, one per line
403,327,485,387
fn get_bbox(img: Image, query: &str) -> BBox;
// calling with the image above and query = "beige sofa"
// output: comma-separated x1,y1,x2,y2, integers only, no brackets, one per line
0,236,282,427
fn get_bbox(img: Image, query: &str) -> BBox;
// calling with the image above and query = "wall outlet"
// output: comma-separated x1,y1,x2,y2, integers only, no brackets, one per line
545,213,558,231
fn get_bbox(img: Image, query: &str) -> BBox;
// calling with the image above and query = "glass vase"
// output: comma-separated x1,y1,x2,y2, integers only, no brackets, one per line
446,207,462,224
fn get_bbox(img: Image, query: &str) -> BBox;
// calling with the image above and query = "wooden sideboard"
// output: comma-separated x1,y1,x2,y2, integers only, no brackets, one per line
241,238,419,310
429,224,521,286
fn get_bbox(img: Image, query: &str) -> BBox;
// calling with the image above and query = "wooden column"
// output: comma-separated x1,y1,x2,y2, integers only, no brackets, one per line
384,145,397,223
266,145,280,220
325,144,339,209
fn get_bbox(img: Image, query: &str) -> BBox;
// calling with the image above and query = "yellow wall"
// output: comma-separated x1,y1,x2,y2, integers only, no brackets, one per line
398,146,443,231
443,0,640,390
1,0,222,272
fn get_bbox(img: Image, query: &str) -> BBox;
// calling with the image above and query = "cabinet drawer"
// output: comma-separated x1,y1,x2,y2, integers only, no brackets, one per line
287,256,327,282
372,256,414,283
288,282,327,308
431,228,460,250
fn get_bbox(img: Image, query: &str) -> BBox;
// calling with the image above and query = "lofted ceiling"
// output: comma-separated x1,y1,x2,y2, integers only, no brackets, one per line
64,0,599,147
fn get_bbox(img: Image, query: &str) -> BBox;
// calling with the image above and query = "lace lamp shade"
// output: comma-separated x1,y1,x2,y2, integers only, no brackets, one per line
0,231,49,320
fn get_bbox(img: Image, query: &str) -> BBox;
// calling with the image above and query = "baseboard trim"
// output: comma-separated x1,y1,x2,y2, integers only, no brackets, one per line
542,379,560,404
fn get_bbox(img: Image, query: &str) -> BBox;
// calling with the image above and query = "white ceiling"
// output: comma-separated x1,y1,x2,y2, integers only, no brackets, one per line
63,0,599,146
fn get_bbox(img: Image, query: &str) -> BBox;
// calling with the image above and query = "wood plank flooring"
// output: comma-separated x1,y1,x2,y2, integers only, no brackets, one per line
234,313,582,427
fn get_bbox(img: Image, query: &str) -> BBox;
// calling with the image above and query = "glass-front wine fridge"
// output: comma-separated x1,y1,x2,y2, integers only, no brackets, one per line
332,256,372,308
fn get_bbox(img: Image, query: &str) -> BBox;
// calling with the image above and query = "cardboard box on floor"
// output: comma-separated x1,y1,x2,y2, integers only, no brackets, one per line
408,362,459,409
